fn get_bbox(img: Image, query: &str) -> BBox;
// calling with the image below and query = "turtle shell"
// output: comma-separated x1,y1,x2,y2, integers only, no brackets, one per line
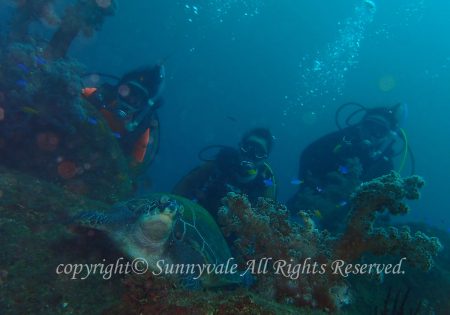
152,193,237,286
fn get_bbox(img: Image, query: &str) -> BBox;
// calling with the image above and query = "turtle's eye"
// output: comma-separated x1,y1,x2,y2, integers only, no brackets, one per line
168,201,178,211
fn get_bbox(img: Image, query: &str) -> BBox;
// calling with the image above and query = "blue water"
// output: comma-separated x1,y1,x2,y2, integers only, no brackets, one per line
94,0,448,229
4,0,447,228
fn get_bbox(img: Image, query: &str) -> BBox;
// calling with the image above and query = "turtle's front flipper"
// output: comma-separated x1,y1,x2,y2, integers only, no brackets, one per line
72,208,135,232
72,211,112,231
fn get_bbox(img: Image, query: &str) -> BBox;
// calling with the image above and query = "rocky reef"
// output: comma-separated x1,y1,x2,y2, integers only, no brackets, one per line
9,0,59,42
0,167,448,314
0,168,123,314
106,272,321,315
217,172,443,312
1,0,131,203
0,168,327,315
45,0,117,60
9,0,116,59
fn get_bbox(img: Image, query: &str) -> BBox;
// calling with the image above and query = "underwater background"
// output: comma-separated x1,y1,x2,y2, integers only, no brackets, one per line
1,0,447,226
69,0,449,228
1,0,450,314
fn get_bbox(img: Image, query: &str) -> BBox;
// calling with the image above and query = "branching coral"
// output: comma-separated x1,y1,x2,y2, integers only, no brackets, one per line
333,172,442,271
218,193,340,311
217,172,442,312
45,0,117,59
219,193,331,262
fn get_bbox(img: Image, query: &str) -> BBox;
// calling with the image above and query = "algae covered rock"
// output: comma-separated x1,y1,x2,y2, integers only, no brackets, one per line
0,43,133,203
0,168,123,314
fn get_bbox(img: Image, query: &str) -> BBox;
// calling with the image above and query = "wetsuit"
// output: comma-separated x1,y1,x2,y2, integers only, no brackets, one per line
299,125,394,190
83,83,161,168
173,147,276,218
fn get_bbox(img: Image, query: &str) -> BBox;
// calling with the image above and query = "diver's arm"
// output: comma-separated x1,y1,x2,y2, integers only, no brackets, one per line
125,98,163,132
125,105,152,132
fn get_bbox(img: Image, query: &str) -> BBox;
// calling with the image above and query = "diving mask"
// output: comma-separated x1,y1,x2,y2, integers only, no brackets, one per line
240,141,268,161
118,81,150,108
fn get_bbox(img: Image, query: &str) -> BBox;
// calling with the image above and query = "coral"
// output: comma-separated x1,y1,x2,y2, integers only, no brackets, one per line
45,0,117,59
217,172,442,312
0,169,325,314
333,172,442,271
218,193,342,312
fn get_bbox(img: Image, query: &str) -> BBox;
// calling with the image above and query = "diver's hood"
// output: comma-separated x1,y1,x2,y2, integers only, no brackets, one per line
363,103,407,131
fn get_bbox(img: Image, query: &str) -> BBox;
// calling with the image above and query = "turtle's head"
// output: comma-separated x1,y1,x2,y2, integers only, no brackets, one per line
134,197,181,248
139,210,175,242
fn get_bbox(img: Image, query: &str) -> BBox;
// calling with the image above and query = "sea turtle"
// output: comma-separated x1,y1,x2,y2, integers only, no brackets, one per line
74,193,238,287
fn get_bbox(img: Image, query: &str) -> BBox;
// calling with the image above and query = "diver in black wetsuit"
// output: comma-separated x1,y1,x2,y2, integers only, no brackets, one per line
173,128,277,218
82,65,165,169
288,103,413,230
301,103,409,189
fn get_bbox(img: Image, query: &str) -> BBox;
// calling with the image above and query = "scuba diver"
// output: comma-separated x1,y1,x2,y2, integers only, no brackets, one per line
172,128,277,218
82,64,165,171
299,102,412,189
287,103,414,230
